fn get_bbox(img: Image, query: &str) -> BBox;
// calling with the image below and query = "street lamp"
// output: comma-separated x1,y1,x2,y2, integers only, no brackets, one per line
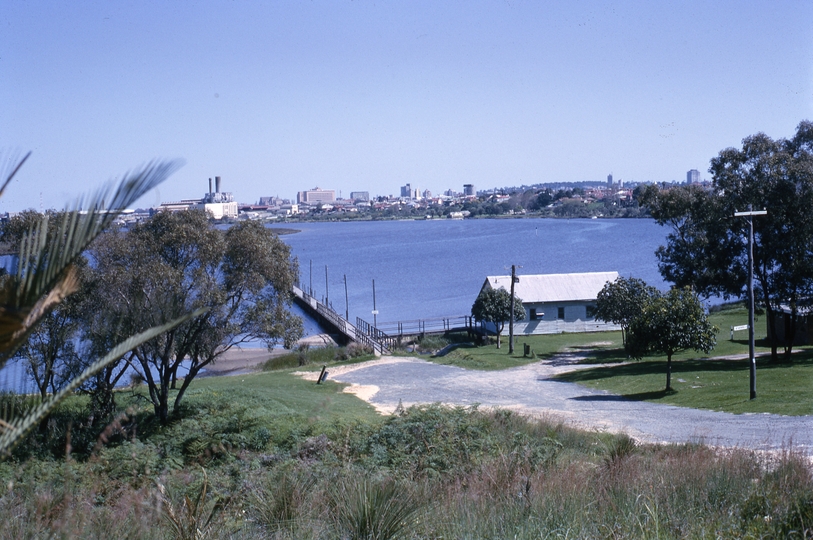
734,206,767,400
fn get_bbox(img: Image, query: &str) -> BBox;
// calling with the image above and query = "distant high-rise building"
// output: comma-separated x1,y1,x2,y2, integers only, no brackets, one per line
607,174,613,186
297,187,336,204
463,184,475,197
686,169,700,184
423,189,432,199
350,191,369,201
400,183,420,199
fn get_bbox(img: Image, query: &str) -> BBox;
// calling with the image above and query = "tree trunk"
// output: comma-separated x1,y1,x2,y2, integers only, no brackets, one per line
665,353,672,391
765,303,779,361
783,311,796,361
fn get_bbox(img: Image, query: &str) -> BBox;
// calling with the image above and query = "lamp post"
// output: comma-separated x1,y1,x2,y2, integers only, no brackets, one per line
372,279,378,327
734,206,767,400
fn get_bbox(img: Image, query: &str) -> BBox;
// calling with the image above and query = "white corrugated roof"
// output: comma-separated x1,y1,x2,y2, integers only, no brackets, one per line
484,271,619,303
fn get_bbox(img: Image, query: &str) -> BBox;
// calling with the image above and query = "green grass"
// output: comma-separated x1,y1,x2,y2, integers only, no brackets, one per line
434,304,771,370
3,362,813,538
556,351,813,415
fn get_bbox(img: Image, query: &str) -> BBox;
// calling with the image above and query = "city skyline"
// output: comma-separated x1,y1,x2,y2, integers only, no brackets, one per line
2,1,811,212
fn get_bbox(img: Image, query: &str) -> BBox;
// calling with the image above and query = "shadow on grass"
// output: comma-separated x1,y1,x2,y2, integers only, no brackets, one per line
570,388,675,401
557,350,813,385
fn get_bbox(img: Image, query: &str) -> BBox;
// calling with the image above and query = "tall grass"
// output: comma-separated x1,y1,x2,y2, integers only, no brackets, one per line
0,380,810,538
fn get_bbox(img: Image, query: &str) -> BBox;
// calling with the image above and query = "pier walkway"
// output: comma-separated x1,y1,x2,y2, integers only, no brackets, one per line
291,285,391,355
292,286,477,354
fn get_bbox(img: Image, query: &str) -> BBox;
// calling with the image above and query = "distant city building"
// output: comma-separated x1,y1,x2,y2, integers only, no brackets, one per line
422,189,432,199
297,187,336,204
259,196,287,206
158,176,237,219
686,169,700,184
350,191,369,201
400,183,420,199
607,174,613,186
463,184,475,197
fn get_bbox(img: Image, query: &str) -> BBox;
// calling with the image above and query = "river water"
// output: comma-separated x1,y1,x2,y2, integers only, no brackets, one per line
279,218,670,335
0,218,671,392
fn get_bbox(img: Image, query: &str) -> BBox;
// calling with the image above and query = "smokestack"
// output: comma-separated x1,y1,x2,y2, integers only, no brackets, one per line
215,176,221,193
208,177,213,195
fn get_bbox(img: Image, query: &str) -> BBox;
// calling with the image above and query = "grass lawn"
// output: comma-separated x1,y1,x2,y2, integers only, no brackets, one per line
435,304,769,370
434,304,813,415
554,352,813,415
189,369,382,424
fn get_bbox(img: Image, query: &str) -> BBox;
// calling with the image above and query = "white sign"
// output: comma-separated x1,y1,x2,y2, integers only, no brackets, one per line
733,324,749,332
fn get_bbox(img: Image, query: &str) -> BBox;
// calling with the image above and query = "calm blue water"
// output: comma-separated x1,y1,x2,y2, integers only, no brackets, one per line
279,218,670,332
0,218,671,392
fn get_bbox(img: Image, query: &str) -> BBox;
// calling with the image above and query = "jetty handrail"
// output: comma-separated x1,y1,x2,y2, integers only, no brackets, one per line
292,285,390,355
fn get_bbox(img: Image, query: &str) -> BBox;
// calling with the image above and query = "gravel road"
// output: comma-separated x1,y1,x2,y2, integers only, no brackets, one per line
330,356,813,452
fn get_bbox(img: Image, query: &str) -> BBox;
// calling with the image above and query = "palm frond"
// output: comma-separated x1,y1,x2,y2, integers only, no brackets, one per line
0,158,183,369
0,308,203,457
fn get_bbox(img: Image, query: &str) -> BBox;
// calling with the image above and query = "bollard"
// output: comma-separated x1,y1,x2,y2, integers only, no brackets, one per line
316,365,326,385
524,343,530,357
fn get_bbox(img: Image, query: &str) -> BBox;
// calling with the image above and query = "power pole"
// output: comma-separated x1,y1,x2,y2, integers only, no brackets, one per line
734,205,767,400
509,264,518,354
325,265,329,307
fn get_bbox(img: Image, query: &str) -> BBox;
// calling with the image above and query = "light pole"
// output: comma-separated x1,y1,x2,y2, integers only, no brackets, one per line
372,279,378,327
734,206,767,400
344,274,349,321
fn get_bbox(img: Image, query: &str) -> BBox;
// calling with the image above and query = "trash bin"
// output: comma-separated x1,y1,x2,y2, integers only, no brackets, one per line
524,343,531,357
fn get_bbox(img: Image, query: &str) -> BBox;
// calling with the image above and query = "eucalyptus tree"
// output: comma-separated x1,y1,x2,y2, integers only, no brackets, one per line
640,121,813,360
471,287,525,349
0,153,188,456
88,211,303,423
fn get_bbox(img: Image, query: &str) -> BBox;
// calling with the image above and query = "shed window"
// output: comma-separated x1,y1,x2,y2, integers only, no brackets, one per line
586,305,597,319
557,307,565,319
530,308,537,320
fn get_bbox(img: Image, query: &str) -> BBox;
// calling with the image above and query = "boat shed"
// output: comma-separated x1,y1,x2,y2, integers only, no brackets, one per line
480,271,621,335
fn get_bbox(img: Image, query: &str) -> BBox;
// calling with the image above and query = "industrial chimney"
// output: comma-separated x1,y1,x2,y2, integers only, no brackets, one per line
215,176,221,193
208,177,213,196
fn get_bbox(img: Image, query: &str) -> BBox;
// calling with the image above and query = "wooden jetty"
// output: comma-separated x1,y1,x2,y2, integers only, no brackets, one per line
292,285,477,354
291,285,390,355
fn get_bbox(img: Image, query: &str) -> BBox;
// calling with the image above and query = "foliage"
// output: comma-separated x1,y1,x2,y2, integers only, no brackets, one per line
0,153,192,457
86,211,303,423
333,477,421,540
626,287,717,390
2,379,812,538
471,287,525,349
639,120,813,360
595,276,660,345
157,468,228,540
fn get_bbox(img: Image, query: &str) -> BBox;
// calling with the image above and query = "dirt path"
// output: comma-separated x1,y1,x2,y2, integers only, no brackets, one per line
328,354,813,452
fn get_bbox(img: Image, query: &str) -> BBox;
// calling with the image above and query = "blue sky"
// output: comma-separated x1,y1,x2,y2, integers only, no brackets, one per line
2,1,812,210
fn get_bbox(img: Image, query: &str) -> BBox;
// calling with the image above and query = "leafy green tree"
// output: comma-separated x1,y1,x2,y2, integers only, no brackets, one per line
595,277,660,346
88,211,303,423
626,287,717,391
0,153,191,456
640,121,813,361
471,287,525,349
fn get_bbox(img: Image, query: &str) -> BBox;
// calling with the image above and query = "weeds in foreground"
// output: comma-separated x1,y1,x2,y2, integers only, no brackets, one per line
0,402,811,538
333,477,422,540
157,468,229,540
